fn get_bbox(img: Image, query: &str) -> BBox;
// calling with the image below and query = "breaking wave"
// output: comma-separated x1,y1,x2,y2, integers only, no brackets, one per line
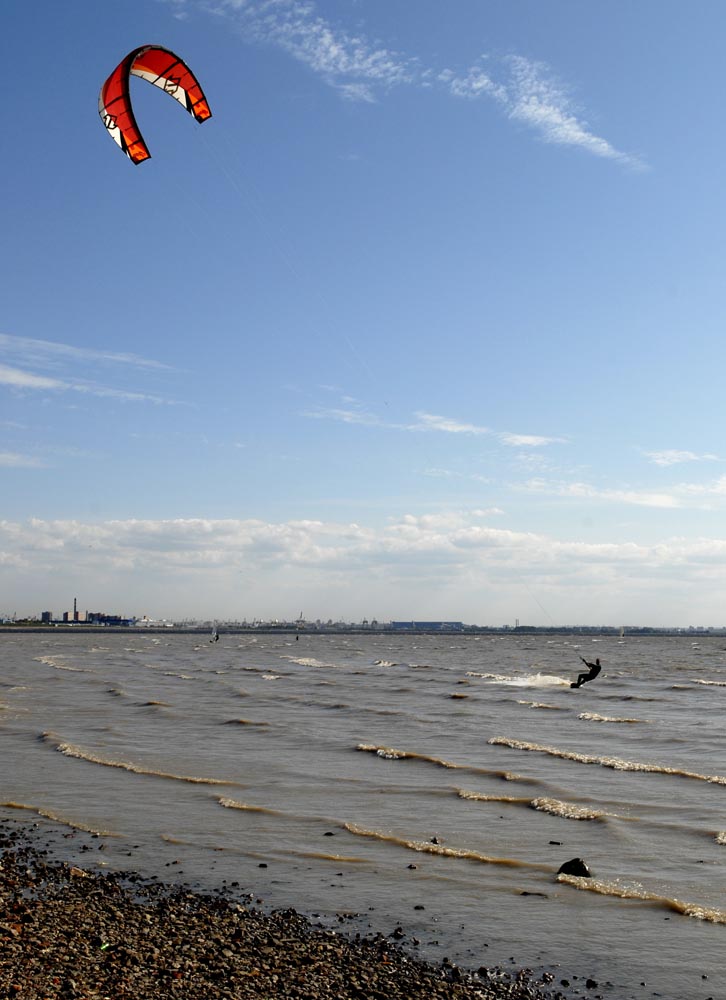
457,789,615,821
489,736,726,785
558,874,726,924
343,823,548,870
517,700,565,711
217,797,284,816
0,801,117,836
693,679,726,687
578,712,646,724
41,732,238,786
283,656,339,668
357,743,529,781
531,797,614,821
33,656,88,673
467,671,571,689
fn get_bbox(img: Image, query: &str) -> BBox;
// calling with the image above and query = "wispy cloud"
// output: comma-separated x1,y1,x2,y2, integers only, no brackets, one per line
522,478,683,509
0,334,173,372
644,449,719,467
520,474,726,510
413,411,490,435
205,0,414,100
0,363,174,405
304,403,564,448
167,0,636,166
0,334,179,405
0,451,45,468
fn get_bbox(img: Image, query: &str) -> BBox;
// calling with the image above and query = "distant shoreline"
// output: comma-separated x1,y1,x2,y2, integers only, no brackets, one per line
0,625,721,637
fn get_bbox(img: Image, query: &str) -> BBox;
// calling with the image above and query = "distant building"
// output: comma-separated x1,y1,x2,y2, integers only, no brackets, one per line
86,612,134,627
389,621,464,631
41,611,53,624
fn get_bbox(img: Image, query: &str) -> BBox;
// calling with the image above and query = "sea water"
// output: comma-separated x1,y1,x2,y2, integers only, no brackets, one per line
1,631,725,999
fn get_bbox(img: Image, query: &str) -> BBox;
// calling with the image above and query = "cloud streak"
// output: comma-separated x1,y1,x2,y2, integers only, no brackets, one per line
169,0,636,165
0,334,173,372
0,364,175,405
304,404,564,448
0,452,44,468
644,449,719,467
521,474,726,510
0,334,180,406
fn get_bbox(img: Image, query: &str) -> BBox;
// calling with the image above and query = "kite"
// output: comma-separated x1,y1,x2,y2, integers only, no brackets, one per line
99,46,212,164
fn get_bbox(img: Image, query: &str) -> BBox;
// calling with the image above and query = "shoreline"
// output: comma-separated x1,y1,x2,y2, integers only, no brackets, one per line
0,820,579,1000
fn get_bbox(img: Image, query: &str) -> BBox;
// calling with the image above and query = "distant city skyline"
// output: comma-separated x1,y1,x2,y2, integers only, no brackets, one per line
3,2,726,626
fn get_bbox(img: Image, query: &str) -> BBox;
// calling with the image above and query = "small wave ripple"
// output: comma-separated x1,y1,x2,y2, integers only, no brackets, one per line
489,736,726,785
343,823,548,869
578,712,646,724
357,743,526,780
457,789,615,821
558,874,726,924
41,732,238,786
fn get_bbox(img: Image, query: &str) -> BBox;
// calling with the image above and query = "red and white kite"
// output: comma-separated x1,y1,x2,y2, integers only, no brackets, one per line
99,46,212,164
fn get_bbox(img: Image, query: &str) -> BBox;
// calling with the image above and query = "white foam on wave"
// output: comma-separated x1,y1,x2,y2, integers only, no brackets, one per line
490,736,726,785
578,712,646,724
33,655,88,673
692,679,726,687
469,671,571,689
282,656,339,668
457,788,615,820
558,874,726,924
531,796,613,821
517,700,565,711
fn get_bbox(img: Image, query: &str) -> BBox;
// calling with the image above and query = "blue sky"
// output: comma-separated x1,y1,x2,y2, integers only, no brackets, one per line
2,0,726,625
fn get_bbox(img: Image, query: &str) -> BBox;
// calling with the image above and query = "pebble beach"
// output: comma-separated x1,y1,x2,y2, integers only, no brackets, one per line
0,821,576,1000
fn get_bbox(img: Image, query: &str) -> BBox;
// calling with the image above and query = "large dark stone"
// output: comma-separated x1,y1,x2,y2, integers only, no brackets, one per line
557,857,591,878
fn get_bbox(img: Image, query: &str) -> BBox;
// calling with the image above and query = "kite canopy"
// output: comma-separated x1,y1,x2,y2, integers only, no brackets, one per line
99,46,212,164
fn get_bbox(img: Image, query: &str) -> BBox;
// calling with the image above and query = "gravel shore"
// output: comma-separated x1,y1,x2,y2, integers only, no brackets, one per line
0,823,576,1000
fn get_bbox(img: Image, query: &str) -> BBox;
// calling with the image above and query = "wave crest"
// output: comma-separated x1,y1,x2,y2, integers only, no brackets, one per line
489,736,726,785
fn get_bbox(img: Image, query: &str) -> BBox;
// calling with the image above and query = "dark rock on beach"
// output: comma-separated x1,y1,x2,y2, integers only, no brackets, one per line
0,824,567,1000
556,858,591,878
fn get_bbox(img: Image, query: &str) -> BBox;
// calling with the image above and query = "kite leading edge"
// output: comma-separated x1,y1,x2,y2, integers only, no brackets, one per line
99,45,212,164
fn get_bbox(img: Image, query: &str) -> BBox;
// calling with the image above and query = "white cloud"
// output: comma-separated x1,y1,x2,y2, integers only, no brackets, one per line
413,411,490,435
206,0,414,95
167,0,635,165
0,334,173,372
521,477,683,509
0,365,62,390
0,363,175,405
0,330,180,407
499,432,566,447
645,449,719,467
305,404,564,452
519,474,726,510
303,406,387,427
0,452,44,468
4,512,726,623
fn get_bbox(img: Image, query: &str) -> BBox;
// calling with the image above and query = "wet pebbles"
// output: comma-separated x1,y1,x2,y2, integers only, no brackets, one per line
0,825,566,1000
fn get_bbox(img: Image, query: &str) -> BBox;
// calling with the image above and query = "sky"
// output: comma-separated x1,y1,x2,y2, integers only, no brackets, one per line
3,0,726,626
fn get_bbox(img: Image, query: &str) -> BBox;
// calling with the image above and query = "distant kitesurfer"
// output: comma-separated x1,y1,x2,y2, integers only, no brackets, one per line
571,657,601,689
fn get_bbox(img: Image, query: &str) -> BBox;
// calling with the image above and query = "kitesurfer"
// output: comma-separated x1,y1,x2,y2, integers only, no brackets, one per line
571,657,601,689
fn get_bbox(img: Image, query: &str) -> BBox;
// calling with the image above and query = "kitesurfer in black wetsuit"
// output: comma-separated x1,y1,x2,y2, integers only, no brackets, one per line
571,657,601,689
